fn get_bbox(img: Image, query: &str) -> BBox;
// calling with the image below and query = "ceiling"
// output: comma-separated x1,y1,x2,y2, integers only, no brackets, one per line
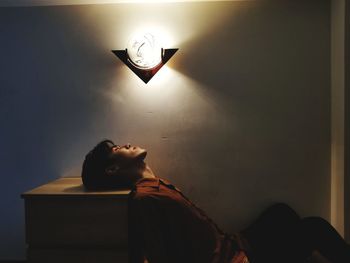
0,0,248,7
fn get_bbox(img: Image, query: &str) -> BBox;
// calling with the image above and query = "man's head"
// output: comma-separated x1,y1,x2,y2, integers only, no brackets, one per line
81,139,147,190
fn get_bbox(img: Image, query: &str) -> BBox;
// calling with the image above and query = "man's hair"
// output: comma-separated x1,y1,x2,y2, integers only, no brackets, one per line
81,139,120,190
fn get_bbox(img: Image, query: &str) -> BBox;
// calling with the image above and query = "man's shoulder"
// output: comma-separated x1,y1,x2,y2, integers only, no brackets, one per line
129,177,160,202
130,177,177,203
130,189,154,201
128,187,161,214
135,177,160,188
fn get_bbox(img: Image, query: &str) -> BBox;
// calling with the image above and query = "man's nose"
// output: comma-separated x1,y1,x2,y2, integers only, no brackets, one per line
125,143,131,149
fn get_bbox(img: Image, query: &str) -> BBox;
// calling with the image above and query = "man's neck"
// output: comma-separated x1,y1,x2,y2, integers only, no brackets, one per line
131,161,156,183
141,164,156,179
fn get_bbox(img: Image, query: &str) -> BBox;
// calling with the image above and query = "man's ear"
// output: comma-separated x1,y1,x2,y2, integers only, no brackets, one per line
105,164,120,176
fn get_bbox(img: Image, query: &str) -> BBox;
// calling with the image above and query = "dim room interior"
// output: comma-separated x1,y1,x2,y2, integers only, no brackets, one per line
0,0,348,262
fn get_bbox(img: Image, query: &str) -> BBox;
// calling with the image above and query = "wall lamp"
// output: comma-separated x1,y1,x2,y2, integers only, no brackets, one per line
112,32,178,84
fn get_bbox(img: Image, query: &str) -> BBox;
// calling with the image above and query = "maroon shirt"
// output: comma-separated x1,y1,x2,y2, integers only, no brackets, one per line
128,177,244,263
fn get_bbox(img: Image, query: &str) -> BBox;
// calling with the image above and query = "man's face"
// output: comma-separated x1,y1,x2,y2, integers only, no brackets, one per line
109,143,147,168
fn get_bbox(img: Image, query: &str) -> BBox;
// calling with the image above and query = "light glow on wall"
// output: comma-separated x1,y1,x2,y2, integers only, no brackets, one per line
127,27,174,50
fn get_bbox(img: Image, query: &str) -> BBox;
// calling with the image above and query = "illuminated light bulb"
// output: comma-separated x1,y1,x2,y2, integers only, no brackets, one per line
112,31,178,84
127,32,162,70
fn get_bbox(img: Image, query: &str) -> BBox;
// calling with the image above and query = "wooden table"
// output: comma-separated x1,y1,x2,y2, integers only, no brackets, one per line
22,177,130,263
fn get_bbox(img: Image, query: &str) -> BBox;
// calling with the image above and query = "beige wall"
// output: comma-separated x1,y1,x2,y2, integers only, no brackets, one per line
345,0,350,242
331,0,345,237
0,0,331,259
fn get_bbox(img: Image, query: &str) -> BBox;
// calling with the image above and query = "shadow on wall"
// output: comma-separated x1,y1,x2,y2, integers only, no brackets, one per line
0,5,126,259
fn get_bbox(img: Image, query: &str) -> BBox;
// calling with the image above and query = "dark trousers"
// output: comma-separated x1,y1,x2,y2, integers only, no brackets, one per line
240,203,350,263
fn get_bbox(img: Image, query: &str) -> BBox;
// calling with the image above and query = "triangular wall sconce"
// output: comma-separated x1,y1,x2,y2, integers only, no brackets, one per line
112,48,178,84
112,32,178,84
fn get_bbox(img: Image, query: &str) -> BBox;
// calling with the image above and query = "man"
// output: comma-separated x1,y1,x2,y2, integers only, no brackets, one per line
82,140,350,263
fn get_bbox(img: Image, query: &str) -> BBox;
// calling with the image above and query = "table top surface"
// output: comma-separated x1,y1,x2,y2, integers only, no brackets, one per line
22,177,131,198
